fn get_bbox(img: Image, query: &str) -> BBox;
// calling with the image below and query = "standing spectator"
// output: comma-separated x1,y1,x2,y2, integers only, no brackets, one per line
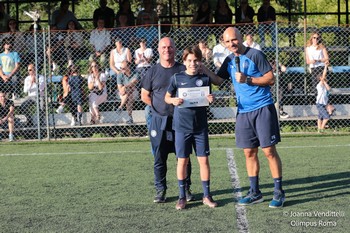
316,65,332,133
93,0,115,29
257,0,276,47
51,0,82,30
201,27,285,208
0,91,14,141
0,3,10,33
0,38,21,100
21,64,45,127
270,60,289,119
89,18,111,70
112,12,135,48
115,0,135,27
115,61,139,124
243,31,262,51
87,61,107,125
165,45,217,210
305,32,330,92
134,38,153,80
64,20,84,67
235,0,255,24
58,64,84,126
136,0,158,25
141,37,194,203
214,0,233,24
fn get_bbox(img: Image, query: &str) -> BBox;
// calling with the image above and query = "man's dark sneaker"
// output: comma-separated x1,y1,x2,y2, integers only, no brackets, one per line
269,190,285,208
153,190,166,203
175,197,187,210
185,189,195,202
203,195,218,208
238,191,264,206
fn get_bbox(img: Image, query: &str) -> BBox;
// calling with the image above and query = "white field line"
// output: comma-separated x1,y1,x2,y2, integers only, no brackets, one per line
226,148,250,233
0,144,349,157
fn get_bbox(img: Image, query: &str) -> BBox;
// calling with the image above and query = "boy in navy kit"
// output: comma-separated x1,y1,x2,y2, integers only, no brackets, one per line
165,46,217,210
141,37,194,203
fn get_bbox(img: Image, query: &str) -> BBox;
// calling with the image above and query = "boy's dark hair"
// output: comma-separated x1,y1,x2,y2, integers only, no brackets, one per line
182,45,202,62
2,38,12,47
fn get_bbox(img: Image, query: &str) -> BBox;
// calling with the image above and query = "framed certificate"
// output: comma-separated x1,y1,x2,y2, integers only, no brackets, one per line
177,86,210,108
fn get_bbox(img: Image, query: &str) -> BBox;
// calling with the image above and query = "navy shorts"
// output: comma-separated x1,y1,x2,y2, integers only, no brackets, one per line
316,104,330,120
235,104,281,148
175,129,210,158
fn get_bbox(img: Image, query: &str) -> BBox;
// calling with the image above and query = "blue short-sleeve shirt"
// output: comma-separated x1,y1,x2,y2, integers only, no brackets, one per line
217,47,273,113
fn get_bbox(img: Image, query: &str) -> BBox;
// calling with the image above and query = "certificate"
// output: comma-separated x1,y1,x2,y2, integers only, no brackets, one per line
178,86,210,108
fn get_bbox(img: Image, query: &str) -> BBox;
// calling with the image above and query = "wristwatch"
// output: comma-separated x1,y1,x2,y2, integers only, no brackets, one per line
246,76,252,85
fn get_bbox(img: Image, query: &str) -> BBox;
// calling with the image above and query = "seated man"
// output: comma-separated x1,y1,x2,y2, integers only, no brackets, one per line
21,64,45,127
0,91,14,141
115,61,139,124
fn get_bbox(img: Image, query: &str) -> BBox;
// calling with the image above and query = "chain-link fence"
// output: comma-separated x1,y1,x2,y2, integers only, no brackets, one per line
0,21,349,141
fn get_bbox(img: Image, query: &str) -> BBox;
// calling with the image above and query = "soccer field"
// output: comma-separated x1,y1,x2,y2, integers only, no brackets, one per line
0,135,349,232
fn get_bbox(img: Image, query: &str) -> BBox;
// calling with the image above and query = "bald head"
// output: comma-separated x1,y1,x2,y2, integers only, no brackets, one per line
158,37,176,65
222,27,244,55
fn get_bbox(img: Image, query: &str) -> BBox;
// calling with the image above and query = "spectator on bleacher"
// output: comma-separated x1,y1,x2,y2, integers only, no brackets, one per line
21,64,45,127
112,12,135,48
136,0,158,25
0,91,14,141
235,0,255,25
243,31,261,51
191,0,213,41
0,38,20,100
135,17,158,49
46,24,66,74
24,24,44,72
89,18,111,70
115,61,139,124
109,37,132,77
134,38,153,80
212,35,231,92
316,65,332,133
51,0,82,30
57,64,84,126
305,32,330,92
64,20,84,67
214,0,233,24
198,39,212,68
93,0,115,29
115,0,135,27
0,3,11,33
257,0,276,47
3,19,26,55
87,60,107,125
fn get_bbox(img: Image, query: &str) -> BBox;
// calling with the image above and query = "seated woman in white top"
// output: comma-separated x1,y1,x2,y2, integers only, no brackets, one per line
134,38,153,79
87,60,108,124
109,37,132,77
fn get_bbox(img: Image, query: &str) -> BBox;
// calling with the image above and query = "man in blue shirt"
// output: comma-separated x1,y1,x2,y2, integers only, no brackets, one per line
141,37,194,203
202,27,285,208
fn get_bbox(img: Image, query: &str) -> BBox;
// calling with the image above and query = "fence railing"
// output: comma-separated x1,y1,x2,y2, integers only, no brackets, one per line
0,21,349,141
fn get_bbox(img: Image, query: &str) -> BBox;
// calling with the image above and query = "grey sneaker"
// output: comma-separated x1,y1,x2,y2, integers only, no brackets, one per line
9,134,14,142
154,190,166,203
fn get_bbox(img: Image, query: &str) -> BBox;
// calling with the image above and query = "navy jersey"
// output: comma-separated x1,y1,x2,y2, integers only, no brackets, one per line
68,75,84,102
217,47,274,113
167,71,211,133
142,62,185,117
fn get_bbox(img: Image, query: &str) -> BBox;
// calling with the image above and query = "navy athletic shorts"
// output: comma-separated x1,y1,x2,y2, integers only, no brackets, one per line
235,104,281,148
175,129,210,158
